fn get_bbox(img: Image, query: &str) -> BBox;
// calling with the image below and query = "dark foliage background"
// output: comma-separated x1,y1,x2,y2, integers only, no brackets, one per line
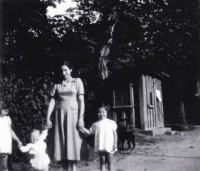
0,0,199,163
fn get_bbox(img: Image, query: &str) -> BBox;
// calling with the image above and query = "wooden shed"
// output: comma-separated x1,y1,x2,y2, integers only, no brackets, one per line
111,74,171,135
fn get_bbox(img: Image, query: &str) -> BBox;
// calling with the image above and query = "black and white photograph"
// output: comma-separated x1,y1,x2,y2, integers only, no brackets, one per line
0,0,200,170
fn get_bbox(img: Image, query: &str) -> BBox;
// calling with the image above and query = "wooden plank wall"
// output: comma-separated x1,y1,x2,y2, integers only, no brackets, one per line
139,75,164,130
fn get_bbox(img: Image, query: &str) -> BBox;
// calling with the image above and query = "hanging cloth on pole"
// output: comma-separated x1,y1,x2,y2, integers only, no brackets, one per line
98,7,118,80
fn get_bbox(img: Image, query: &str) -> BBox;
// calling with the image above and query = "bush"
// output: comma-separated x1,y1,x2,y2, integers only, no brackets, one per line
1,71,54,163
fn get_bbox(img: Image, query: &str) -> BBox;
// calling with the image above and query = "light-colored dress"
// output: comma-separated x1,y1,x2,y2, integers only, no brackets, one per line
90,118,117,153
0,116,12,154
20,129,50,170
49,77,88,161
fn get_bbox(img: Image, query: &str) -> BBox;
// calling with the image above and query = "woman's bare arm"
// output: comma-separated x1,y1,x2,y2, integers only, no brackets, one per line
79,127,92,136
77,95,85,128
46,98,55,127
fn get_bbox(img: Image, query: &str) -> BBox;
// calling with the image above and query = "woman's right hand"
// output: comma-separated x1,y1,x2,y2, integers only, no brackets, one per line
46,118,52,128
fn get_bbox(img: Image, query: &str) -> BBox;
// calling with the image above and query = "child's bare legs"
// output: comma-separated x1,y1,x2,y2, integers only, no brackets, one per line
99,152,106,171
62,160,77,171
99,151,114,171
106,152,113,171
0,153,8,171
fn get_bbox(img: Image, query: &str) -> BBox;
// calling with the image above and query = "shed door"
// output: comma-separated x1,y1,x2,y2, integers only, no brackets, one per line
154,79,164,127
139,75,164,130
146,75,164,128
146,75,157,128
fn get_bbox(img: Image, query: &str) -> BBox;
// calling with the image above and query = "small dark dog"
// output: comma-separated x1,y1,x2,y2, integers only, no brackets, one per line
117,121,136,150
118,130,135,150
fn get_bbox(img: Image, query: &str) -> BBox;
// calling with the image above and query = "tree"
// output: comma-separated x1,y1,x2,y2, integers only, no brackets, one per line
1,0,58,163
73,0,198,125
0,0,4,97
1,3,199,164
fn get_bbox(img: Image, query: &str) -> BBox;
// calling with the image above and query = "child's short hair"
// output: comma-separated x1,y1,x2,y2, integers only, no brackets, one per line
0,100,9,111
30,129,40,135
99,105,110,112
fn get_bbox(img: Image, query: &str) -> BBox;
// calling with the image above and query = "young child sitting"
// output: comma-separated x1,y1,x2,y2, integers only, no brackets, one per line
20,128,50,171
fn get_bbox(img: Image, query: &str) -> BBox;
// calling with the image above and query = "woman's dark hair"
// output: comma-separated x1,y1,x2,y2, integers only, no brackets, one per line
61,60,74,70
54,60,74,83
0,100,9,111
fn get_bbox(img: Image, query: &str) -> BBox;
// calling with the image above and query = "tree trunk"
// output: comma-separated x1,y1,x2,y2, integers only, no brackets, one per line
194,0,200,123
99,6,118,80
179,97,187,125
0,0,3,73
196,0,200,96
0,0,3,97
177,67,187,125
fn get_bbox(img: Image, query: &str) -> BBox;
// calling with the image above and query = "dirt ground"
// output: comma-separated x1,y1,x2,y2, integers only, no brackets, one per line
77,127,200,171
13,127,200,171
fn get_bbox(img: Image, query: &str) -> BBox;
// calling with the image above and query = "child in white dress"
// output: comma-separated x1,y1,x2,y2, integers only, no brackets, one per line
80,106,118,171
0,100,22,171
20,128,50,171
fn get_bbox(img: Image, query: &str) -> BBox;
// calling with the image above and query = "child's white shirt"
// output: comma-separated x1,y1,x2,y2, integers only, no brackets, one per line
90,118,117,153
0,116,12,154
20,129,50,170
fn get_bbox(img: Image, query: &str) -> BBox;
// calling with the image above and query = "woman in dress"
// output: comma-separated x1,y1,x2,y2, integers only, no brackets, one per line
46,60,88,171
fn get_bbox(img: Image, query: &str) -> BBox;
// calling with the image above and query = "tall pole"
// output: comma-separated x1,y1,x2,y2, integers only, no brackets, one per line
0,0,3,70
195,0,200,123
0,0,3,91
0,0,5,100
196,0,200,96
198,0,200,95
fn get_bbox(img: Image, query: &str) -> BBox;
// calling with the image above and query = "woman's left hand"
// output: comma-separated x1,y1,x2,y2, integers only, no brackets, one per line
17,141,22,148
78,118,84,129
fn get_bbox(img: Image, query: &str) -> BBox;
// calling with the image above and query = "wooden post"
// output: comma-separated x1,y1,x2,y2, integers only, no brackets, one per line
122,111,126,127
129,83,135,127
0,0,3,96
195,0,200,123
153,78,158,127
160,83,164,127
112,112,117,123
0,0,3,74
197,0,200,96
139,75,148,130
112,90,116,107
